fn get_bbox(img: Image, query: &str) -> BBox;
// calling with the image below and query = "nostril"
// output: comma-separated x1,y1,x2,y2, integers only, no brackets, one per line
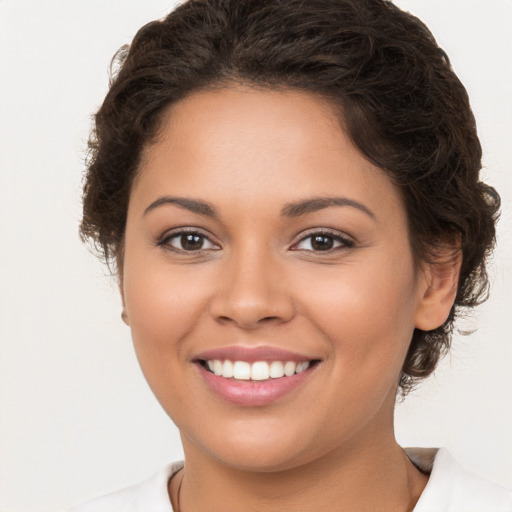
260,316,281,322
216,314,285,329
209,290,295,328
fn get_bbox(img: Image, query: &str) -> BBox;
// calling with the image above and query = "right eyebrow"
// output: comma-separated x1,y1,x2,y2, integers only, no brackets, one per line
280,196,376,221
143,196,218,218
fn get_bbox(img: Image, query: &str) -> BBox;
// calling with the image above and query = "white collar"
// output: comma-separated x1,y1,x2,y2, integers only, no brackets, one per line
69,449,511,511
407,447,512,511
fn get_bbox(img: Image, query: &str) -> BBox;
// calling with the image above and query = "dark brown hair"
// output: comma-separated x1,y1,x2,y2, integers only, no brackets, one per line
80,0,500,393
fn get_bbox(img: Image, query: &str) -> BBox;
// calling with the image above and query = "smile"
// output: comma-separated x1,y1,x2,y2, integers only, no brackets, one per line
203,359,311,381
194,347,320,406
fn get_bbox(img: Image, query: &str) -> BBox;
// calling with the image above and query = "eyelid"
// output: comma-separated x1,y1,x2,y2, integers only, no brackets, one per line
157,227,221,252
155,226,354,253
290,228,355,251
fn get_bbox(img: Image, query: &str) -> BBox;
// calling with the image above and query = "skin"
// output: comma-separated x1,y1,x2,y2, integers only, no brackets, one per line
121,86,459,511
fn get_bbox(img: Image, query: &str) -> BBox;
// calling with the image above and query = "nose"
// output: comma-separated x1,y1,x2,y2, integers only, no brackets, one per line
209,247,295,329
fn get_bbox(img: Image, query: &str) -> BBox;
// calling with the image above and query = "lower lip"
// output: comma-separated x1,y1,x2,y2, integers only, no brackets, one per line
197,364,315,407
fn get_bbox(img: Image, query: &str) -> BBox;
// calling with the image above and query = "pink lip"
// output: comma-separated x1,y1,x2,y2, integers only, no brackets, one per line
197,364,316,406
193,345,319,407
194,345,313,363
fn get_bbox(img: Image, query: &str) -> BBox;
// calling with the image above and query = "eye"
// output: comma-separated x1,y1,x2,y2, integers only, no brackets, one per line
292,231,354,252
159,230,220,252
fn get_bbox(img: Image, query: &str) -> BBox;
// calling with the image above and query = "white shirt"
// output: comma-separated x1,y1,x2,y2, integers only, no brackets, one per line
67,448,512,511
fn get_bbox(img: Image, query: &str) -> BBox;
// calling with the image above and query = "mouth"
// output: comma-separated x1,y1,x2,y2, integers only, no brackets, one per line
193,347,321,406
198,358,319,381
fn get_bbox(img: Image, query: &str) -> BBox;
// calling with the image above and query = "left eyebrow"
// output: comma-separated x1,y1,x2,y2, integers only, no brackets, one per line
281,197,376,220
143,196,217,218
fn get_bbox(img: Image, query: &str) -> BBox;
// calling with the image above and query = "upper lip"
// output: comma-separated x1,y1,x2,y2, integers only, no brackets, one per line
193,345,317,363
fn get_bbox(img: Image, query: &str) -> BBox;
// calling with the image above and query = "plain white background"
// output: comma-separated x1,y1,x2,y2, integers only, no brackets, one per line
0,1,510,510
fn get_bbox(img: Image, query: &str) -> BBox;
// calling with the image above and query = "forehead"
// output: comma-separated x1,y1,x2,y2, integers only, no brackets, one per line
132,86,405,227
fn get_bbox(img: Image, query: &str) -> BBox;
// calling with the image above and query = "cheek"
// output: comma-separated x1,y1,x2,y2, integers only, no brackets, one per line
289,257,419,439
121,242,214,385
122,259,215,421
125,264,209,344
296,254,419,376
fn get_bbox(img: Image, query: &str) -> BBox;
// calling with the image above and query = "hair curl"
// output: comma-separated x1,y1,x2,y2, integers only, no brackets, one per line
80,0,500,393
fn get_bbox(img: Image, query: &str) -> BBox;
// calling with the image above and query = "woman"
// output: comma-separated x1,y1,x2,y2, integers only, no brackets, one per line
71,0,511,510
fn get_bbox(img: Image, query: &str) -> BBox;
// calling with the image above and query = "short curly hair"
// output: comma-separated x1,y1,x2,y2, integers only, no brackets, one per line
80,0,500,393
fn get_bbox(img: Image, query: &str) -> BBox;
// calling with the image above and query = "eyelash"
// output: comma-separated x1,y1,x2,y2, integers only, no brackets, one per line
157,228,220,253
291,230,355,252
156,228,355,254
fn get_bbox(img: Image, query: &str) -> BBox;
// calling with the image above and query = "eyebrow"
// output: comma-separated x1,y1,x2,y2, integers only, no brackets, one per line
281,197,376,220
144,196,217,218
143,195,376,221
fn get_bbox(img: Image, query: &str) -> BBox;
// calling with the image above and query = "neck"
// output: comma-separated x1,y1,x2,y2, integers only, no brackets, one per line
172,430,428,512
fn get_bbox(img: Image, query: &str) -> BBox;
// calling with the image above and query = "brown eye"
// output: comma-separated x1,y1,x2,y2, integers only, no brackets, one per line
180,233,205,251
161,231,220,252
293,231,354,252
311,235,334,251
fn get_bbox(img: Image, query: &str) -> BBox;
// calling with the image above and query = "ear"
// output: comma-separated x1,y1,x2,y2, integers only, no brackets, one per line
414,246,462,331
117,256,130,326
121,305,130,326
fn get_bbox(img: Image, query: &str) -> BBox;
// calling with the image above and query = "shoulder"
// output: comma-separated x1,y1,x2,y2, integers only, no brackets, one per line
66,461,183,512
407,448,512,512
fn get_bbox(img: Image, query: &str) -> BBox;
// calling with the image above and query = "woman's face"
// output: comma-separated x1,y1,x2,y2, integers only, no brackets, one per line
122,87,430,471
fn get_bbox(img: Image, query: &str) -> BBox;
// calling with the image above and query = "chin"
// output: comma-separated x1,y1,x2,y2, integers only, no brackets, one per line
210,445,310,473
185,418,320,472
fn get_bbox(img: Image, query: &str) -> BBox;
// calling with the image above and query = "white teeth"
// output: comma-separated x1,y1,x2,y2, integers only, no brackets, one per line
221,360,234,378
269,361,285,378
233,361,251,380
296,361,310,374
251,361,270,381
283,361,296,376
213,359,223,376
206,359,312,381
